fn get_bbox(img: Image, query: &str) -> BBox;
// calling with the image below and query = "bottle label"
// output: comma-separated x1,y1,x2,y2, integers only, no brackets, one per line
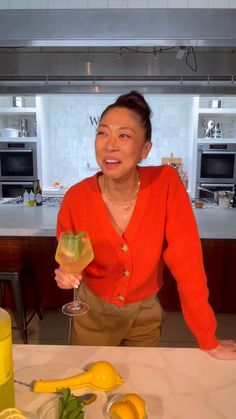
35,193,42,204
0,335,13,385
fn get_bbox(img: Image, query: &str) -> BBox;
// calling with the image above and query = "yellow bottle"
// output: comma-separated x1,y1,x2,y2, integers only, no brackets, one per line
0,308,15,411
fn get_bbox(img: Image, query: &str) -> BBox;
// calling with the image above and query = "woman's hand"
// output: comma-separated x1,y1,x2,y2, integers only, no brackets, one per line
206,340,236,360
55,266,82,289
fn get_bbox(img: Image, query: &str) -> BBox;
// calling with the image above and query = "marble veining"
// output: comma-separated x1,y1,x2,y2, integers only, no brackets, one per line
13,345,236,419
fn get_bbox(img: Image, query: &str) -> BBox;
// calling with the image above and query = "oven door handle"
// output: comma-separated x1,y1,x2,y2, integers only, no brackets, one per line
1,181,34,185
201,151,236,155
0,149,32,152
200,183,234,187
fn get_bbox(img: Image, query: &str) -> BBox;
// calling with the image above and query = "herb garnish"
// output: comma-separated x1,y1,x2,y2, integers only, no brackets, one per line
58,387,85,419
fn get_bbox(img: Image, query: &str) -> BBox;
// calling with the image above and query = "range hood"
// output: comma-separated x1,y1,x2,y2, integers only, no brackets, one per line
0,9,236,94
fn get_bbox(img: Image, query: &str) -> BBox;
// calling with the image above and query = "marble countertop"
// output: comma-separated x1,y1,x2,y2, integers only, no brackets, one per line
0,205,57,237
13,344,236,419
0,204,236,238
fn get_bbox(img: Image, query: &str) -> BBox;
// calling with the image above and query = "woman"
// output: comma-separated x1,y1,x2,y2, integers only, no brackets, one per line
55,91,236,360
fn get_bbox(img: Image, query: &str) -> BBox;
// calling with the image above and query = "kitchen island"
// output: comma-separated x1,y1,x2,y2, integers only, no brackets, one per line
13,344,236,419
0,204,236,311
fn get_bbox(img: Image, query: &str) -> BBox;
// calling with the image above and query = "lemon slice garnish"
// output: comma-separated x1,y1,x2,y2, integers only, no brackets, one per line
0,409,26,419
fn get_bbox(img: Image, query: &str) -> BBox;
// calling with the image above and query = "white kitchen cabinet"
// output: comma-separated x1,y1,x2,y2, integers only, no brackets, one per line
189,96,236,198
0,95,42,182
0,96,38,140
197,97,236,142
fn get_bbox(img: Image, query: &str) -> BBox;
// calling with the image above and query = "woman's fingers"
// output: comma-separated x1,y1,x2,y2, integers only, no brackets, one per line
206,340,236,360
54,266,82,289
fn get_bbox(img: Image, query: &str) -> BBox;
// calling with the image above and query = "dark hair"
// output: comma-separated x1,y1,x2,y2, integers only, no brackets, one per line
100,90,152,141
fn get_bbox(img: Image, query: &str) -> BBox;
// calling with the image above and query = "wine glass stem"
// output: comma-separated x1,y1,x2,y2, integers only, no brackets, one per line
73,282,82,304
73,286,78,303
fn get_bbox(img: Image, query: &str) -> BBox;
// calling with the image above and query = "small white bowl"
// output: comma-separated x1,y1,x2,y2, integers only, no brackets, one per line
2,128,20,137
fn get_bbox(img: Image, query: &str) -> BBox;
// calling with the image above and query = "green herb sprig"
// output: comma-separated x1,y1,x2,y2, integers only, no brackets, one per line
58,387,85,419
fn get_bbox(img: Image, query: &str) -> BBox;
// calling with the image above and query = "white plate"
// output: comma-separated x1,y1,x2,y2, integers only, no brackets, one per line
14,364,107,419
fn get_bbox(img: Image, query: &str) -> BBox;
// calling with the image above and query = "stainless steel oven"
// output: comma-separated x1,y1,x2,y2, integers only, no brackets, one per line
0,141,37,181
0,181,37,198
196,143,236,183
196,143,236,198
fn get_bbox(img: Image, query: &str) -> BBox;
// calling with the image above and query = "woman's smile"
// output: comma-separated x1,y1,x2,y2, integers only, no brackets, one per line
103,156,122,170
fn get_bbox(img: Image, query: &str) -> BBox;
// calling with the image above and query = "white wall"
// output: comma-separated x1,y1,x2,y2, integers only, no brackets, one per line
1,0,236,9
39,93,195,191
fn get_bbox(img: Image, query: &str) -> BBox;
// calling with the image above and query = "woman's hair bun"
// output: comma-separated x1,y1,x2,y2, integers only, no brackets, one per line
115,90,152,118
100,90,152,141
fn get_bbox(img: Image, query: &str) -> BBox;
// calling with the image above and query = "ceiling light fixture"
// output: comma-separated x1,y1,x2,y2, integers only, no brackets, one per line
85,61,92,76
93,77,100,93
176,46,186,60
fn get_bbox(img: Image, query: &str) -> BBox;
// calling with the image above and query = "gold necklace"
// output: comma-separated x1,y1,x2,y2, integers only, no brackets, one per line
103,174,141,208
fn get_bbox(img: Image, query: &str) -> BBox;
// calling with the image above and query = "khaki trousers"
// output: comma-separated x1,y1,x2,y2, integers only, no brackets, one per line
70,283,165,347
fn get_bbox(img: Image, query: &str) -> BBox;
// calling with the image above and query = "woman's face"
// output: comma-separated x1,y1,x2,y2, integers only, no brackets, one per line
95,107,152,180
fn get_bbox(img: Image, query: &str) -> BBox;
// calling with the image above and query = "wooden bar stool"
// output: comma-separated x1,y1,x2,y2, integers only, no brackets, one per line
0,261,43,344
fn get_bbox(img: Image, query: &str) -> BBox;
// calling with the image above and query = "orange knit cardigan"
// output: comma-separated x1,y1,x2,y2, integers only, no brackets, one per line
57,165,219,350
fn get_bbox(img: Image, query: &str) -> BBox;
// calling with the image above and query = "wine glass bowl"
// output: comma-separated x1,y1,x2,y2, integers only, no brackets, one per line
55,231,94,316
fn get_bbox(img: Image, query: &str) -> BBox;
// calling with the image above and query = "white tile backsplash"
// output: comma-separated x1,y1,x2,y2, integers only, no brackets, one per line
208,0,229,6
188,0,208,7
39,94,195,190
148,0,168,6
127,0,148,7
168,0,189,7
3,0,236,7
9,0,29,8
29,0,49,7
0,0,9,8
88,0,108,7
68,0,87,6
48,0,69,7
108,0,128,7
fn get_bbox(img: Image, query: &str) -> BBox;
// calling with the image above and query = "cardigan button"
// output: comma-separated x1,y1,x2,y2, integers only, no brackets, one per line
121,244,128,252
123,269,130,277
117,294,125,301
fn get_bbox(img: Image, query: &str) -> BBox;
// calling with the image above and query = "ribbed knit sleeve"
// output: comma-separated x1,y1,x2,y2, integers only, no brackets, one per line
162,167,219,350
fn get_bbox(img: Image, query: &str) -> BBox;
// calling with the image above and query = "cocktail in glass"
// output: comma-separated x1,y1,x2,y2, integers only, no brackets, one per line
55,231,94,316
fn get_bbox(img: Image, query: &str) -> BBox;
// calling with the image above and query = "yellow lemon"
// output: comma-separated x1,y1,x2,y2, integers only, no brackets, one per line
123,394,148,419
108,400,139,419
0,409,26,419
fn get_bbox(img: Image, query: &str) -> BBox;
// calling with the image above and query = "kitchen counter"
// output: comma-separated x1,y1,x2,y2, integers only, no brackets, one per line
0,205,57,237
13,344,236,419
0,204,236,239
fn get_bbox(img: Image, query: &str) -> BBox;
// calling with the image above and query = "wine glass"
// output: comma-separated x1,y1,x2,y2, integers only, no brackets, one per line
55,231,94,316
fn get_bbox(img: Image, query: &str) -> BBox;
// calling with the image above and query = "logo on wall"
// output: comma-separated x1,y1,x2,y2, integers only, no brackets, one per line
89,116,100,126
